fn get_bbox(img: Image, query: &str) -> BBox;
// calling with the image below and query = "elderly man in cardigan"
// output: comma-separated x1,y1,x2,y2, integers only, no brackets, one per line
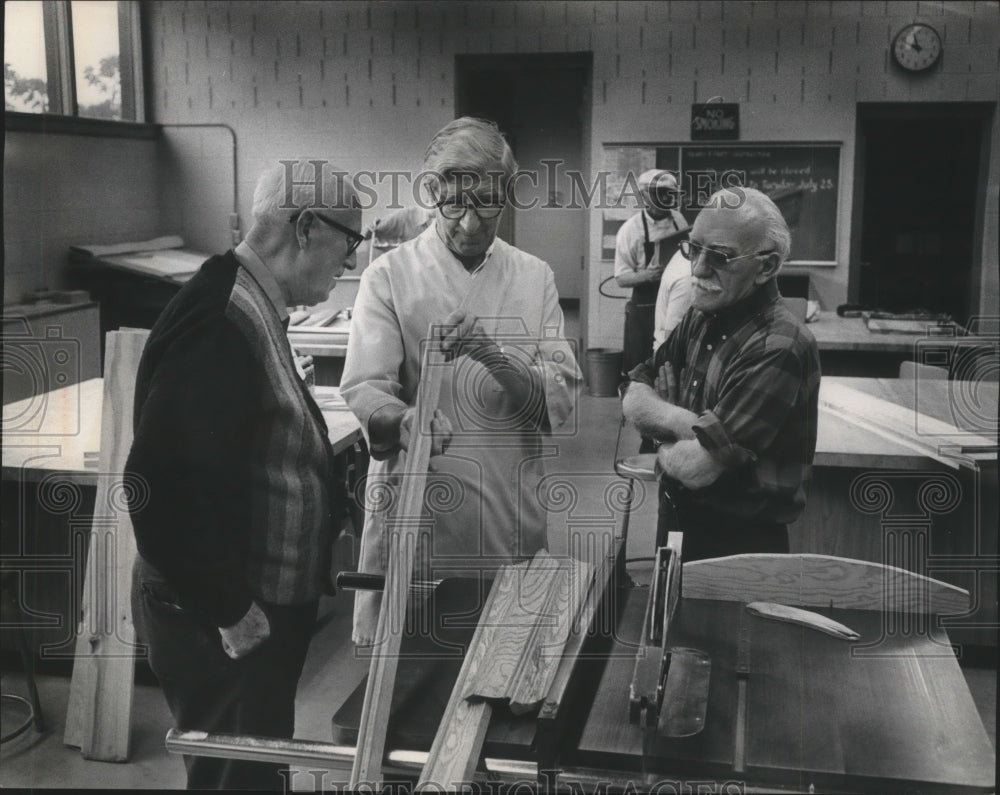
126,159,363,790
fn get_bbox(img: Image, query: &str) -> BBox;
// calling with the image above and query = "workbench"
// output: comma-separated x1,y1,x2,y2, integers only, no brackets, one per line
328,563,995,792
808,312,997,377
1,378,363,656
795,376,998,648
69,250,357,385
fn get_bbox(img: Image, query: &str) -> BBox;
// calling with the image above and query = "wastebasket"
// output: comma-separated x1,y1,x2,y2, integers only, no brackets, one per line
585,348,623,397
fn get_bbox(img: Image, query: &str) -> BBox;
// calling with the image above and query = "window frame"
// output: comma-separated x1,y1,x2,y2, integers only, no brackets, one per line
5,0,151,137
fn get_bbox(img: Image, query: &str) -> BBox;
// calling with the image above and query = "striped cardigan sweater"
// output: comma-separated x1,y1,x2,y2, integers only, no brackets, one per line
127,251,337,627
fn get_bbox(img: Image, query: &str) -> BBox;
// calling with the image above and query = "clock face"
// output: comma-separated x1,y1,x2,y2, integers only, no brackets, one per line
892,23,942,72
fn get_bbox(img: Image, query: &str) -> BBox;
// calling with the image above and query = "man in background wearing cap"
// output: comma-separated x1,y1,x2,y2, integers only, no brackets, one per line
614,169,690,380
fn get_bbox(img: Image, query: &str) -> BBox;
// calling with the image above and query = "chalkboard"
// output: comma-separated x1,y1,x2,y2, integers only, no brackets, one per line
601,143,840,264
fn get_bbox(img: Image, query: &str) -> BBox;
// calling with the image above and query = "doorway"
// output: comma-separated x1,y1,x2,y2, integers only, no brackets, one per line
455,53,591,301
851,103,992,326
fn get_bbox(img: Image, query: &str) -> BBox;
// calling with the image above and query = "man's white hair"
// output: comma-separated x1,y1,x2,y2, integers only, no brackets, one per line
252,159,354,223
707,186,792,265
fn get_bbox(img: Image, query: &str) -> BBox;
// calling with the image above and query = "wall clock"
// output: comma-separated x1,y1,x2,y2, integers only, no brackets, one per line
892,23,942,72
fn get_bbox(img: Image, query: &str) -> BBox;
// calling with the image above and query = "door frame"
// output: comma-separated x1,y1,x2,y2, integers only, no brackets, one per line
849,102,995,321
454,52,593,349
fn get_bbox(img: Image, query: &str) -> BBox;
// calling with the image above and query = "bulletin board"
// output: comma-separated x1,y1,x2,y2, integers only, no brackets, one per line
600,143,841,265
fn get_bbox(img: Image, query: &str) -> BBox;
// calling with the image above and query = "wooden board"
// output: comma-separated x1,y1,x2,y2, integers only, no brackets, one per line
820,380,994,469
330,578,538,758
419,552,595,788
682,554,970,615
349,325,446,788
575,594,995,791
417,578,503,790
64,329,149,761
745,606,996,791
461,551,594,712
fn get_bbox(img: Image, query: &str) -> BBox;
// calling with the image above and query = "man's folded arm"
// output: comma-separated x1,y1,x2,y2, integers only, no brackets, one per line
656,439,728,490
621,380,699,442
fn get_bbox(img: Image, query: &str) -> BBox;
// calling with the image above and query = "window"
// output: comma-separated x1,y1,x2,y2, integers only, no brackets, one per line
4,2,49,112
4,0,144,122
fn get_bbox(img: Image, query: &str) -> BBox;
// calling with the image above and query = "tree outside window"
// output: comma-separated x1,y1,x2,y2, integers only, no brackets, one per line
4,1,49,112
4,0,139,122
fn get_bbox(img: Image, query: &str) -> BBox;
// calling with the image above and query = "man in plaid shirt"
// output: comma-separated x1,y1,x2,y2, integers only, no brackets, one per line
622,187,821,561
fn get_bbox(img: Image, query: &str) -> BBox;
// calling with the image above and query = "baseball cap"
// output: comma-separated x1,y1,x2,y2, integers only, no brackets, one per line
638,169,680,193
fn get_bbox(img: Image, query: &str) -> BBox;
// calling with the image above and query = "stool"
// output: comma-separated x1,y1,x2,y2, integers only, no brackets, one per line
613,453,659,582
1,571,46,743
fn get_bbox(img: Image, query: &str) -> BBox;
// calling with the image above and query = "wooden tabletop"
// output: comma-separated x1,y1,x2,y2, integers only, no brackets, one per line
815,376,998,469
331,578,994,792
288,316,350,358
575,588,996,792
2,378,362,484
808,312,966,353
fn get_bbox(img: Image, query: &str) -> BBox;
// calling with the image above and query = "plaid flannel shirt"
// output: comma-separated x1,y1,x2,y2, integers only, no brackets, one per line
630,279,821,524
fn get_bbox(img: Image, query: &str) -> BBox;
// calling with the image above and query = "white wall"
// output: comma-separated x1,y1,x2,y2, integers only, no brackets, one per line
138,0,999,346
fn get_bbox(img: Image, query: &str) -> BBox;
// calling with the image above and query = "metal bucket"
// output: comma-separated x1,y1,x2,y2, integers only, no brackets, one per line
585,348,623,397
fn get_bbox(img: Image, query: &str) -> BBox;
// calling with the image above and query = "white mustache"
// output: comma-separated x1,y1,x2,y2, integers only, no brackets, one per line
691,277,722,293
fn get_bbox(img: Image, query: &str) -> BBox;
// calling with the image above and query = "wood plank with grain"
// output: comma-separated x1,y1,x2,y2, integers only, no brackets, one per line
64,329,149,761
416,565,515,790
820,380,994,469
461,550,594,713
419,552,595,789
349,325,447,789
682,554,969,615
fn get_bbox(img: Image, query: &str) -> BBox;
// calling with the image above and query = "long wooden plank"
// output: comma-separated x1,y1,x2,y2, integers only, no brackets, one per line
682,553,969,615
417,566,514,790
349,324,447,788
64,329,149,760
820,380,994,469
419,552,594,789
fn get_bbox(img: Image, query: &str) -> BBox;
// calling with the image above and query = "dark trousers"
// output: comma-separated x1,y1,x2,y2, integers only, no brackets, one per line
657,487,788,562
133,558,318,790
622,300,656,377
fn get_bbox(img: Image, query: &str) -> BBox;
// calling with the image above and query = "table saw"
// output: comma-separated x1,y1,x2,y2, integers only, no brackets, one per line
169,535,995,792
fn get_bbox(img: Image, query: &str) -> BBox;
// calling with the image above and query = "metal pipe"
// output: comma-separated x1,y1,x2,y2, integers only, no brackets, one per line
165,729,426,774
165,729,537,782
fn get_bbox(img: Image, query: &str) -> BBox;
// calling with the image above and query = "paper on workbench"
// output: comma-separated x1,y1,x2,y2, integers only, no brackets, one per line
104,249,205,278
70,235,185,258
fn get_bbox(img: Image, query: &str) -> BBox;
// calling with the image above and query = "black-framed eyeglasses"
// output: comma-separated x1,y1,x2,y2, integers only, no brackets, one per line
290,211,365,256
680,240,774,272
435,198,505,220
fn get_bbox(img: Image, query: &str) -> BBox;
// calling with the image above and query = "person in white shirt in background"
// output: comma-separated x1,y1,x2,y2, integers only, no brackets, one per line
653,247,693,351
614,169,690,378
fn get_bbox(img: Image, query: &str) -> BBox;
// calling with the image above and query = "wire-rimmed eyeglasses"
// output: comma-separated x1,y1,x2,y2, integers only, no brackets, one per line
680,239,774,272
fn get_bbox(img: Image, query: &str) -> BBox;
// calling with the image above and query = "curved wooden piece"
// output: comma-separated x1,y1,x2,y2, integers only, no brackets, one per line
682,553,969,615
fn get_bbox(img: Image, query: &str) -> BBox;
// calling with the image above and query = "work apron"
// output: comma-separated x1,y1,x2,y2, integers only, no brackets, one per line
621,213,685,376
